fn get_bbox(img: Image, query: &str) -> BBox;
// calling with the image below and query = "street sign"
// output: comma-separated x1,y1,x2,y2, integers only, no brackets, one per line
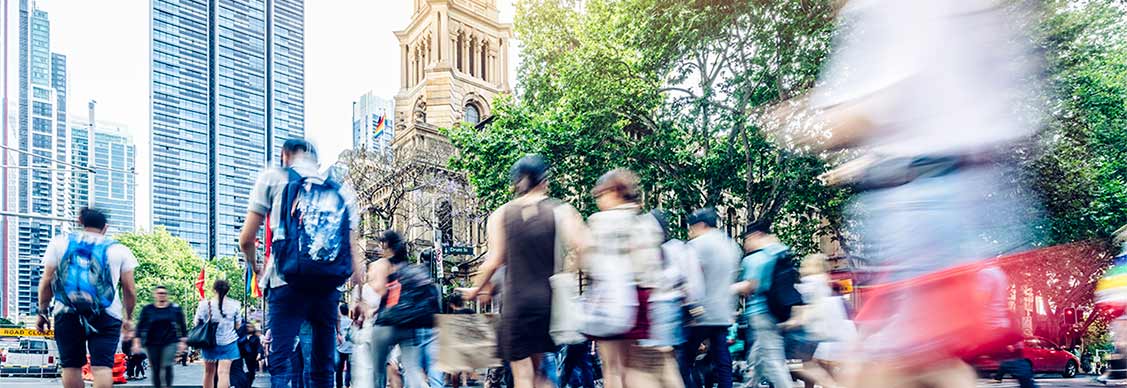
444,245,474,256
0,328,53,338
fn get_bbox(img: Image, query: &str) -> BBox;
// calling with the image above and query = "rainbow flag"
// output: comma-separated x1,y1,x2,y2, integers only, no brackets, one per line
373,115,386,138
1096,252,1127,309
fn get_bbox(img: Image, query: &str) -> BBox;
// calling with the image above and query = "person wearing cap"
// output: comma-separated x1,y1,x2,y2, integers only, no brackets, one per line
240,138,364,388
463,155,590,388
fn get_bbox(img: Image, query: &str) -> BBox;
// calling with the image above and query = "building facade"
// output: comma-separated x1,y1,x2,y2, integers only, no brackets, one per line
390,0,510,257
9,0,69,317
71,105,136,236
352,92,395,155
150,0,305,259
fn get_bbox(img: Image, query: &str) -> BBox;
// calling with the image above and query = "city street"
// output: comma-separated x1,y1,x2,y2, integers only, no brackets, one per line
0,363,268,388
0,369,1111,388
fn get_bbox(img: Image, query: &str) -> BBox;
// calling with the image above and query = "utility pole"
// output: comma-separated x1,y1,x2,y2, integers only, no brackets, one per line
87,100,96,207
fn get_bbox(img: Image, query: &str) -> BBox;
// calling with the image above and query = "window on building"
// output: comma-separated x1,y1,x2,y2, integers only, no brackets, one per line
468,39,475,77
456,34,464,72
464,104,480,125
481,44,488,81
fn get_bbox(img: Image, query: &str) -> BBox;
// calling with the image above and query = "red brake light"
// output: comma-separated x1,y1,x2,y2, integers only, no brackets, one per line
48,355,54,364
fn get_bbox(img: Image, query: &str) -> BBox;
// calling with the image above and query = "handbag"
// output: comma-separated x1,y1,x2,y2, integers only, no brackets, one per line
548,202,585,345
186,300,218,349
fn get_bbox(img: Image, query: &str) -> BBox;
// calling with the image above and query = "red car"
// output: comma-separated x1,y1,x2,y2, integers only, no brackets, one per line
972,337,1081,378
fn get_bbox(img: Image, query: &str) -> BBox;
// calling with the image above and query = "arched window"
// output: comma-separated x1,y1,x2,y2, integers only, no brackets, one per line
463,103,481,124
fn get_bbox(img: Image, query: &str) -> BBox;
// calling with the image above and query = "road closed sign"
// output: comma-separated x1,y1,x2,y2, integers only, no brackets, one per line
0,328,54,338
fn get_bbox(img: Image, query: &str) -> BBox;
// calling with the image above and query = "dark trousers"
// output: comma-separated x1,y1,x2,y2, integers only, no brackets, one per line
147,344,176,388
336,352,351,388
560,343,595,388
995,359,1038,388
244,355,259,387
679,326,733,388
267,285,341,388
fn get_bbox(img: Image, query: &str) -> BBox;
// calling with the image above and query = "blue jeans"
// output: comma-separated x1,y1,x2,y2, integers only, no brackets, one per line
540,350,559,387
300,322,314,388
679,326,732,388
560,343,595,388
416,328,444,388
267,285,341,388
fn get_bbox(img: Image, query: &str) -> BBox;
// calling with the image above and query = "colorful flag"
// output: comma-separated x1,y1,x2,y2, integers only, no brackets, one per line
374,115,386,138
195,267,206,299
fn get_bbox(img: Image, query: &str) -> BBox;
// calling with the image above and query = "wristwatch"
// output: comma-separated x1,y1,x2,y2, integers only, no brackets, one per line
38,307,50,319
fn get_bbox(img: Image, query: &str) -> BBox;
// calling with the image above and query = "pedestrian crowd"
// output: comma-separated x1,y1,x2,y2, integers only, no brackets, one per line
32,1,1061,388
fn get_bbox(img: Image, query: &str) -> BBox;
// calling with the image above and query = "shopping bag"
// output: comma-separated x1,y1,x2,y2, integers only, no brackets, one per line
436,314,502,372
550,272,586,345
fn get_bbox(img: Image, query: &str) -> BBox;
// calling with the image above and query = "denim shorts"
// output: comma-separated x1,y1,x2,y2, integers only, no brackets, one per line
202,341,240,361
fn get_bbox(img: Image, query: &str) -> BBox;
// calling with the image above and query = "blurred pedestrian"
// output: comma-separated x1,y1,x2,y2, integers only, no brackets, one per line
463,155,590,388
788,0,1045,386
586,168,682,388
37,207,138,388
732,221,797,388
240,323,263,388
787,254,844,388
338,304,354,388
366,230,440,388
240,138,364,388
134,285,188,387
196,279,243,388
680,208,741,388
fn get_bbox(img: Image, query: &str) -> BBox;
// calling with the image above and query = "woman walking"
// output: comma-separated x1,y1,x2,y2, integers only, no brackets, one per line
134,285,187,387
365,230,439,388
195,279,242,388
587,168,682,388
463,155,590,388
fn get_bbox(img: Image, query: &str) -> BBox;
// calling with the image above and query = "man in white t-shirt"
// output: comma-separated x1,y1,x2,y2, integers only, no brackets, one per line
37,207,138,388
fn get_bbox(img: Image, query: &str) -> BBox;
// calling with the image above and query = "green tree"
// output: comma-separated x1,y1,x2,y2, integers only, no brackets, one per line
117,228,257,321
446,0,846,252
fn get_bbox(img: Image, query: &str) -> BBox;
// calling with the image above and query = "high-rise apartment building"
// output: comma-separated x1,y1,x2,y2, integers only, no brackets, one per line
10,0,69,316
150,0,305,259
71,103,136,236
352,92,395,155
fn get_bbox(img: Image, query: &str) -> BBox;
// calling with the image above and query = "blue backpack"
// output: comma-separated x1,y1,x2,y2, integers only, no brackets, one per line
52,234,117,316
274,167,353,290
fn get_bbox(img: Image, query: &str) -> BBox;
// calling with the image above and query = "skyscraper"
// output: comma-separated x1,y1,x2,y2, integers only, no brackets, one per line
71,104,136,236
150,0,305,260
11,0,69,316
352,92,395,155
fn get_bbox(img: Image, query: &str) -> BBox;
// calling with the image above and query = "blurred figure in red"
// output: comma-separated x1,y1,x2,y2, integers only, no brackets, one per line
776,0,1044,386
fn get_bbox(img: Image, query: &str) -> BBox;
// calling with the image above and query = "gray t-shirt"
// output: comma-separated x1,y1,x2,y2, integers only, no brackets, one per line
687,229,742,326
249,157,359,289
41,232,139,321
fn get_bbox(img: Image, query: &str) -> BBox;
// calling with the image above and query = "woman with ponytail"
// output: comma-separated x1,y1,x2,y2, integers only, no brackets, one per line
196,279,243,388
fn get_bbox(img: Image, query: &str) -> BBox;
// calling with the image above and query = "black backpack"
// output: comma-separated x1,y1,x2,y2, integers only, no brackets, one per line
765,249,804,322
374,264,440,328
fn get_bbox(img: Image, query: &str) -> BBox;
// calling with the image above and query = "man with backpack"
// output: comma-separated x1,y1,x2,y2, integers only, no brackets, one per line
732,221,801,388
240,138,364,388
36,207,139,388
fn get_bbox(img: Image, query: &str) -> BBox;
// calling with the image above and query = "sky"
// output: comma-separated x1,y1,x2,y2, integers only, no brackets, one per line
3,0,518,230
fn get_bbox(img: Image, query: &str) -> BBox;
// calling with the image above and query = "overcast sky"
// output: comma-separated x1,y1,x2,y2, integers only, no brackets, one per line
3,0,518,229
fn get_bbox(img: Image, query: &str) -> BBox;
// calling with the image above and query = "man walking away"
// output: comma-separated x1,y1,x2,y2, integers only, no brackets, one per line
37,208,138,388
732,221,796,388
134,285,188,387
681,208,741,388
240,138,364,388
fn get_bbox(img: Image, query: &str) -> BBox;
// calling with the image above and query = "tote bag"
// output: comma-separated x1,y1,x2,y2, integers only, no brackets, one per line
186,301,218,349
549,204,586,345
